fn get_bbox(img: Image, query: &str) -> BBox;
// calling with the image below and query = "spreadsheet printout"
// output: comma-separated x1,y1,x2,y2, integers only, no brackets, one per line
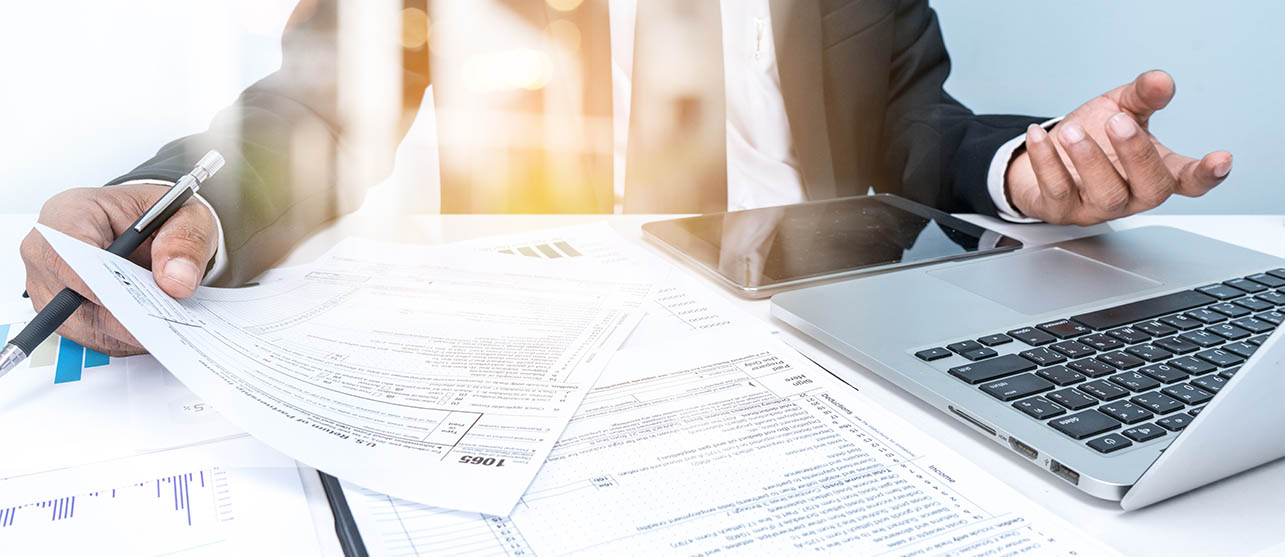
40,225,655,516
342,328,1112,556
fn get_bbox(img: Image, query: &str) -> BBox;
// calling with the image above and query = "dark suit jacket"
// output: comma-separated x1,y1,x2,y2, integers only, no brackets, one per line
109,0,1046,286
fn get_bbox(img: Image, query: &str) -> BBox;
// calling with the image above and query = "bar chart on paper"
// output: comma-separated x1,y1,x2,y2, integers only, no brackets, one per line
0,321,111,383
0,436,324,556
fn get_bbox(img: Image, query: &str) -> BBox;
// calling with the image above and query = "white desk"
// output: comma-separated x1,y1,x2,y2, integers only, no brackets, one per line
5,213,1284,556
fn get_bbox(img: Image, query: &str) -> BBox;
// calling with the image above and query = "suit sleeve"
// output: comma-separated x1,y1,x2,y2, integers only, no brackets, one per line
107,0,432,286
880,0,1046,216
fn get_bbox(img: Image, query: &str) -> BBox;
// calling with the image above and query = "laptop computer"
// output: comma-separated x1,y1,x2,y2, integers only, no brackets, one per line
770,226,1285,509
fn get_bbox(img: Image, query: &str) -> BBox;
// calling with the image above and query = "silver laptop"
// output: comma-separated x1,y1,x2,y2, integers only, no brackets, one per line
770,226,1285,509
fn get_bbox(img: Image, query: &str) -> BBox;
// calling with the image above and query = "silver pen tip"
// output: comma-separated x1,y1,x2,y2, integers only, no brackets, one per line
0,343,27,378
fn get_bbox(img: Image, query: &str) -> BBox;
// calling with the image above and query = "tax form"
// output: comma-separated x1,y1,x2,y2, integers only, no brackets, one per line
39,225,655,516
342,328,1111,556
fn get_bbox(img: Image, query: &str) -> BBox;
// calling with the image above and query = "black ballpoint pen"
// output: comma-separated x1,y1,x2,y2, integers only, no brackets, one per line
0,151,224,378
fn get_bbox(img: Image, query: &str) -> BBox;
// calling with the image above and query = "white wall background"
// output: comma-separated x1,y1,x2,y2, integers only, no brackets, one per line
1,1,1280,214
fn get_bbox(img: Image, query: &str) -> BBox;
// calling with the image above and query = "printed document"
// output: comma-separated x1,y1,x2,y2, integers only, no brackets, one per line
39,225,655,516
0,435,323,556
341,328,1111,556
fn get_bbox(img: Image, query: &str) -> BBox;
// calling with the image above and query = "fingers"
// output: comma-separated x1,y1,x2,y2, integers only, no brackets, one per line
1058,121,1132,216
20,229,105,308
1104,113,1177,211
149,200,218,299
1165,150,1233,198
1023,124,1080,224
1114,70,1175,126
25,267,144,356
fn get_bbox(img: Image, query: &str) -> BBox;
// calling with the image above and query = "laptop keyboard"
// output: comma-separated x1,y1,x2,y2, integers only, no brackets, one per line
915,268,1285,455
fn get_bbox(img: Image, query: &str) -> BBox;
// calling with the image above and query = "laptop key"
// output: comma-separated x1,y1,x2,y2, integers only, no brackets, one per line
1167,356,1217,376
1037,365,1086,386
1178,330,1223,348
1159,314,1202,331
1267,268,1285,280
1100,401,1154,424
1048,388,1099,410
1122,423,1168,442
1188,405,1206,417
1195,348,1244,368
1224,278,1267,294
1096,351,1144,370
1107,327,1150,344
1162,383,1215,405
1109,371,1161,392
1079,380,1129,401
1206,323,1251,341
1050,340,1096,359
1209,303,1252,318
1079,333,1124,351
1132,392,1186,415
1152,335,1200,355
1037,319,1091,339
980,373,1055,401
1196,284,1245,300
1139,363,1189,384
1233,297,1275,312
1013,396,1067,419
1219,366,1241,379
1087,433,1133,453
1071,290,1216,330
1135,320,1177,337
1068,358,1116,378
1185,309,1227,324
978,334,1013,347
1191,375,1228,394
961,347,998,361
1157,413,1196,431
1124,344,1173,362
915,347,953,361
948,354,1037,384
1256,311,1285,325
1256,291,1285,305
1248,334,1270,346
1007,327,1056,346
1019,348,1067,366
1222,341,1258,359
1247,273,1285,288
948,340,984,354
1050,410,1122,439
1231,317,1275,334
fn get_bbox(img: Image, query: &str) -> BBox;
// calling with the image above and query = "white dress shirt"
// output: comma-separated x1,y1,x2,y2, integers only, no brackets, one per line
187,2,1035,283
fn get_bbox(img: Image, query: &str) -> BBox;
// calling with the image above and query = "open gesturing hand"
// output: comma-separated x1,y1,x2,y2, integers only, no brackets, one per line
1004,70,1232,225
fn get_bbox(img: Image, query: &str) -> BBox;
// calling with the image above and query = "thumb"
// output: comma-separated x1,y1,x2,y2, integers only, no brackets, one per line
1113,69,1175,126
150,201,218,299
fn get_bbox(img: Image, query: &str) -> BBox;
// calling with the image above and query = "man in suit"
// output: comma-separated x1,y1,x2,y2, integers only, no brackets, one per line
21,0,1232,355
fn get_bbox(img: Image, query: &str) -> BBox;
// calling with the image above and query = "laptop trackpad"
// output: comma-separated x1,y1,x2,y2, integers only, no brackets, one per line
928,248,1161,315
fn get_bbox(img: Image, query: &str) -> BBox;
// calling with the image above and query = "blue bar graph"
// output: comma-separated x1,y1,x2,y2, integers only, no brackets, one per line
83,348,109,368
0,469,223,530
53,337,85,384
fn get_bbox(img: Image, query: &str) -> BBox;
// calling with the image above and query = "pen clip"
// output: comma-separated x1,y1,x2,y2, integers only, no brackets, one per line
133,151,224,233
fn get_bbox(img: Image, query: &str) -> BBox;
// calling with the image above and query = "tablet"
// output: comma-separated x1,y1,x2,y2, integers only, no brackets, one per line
642,194,1022,298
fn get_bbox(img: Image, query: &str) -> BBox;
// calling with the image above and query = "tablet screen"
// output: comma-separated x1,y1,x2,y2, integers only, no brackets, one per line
642,195,1021,290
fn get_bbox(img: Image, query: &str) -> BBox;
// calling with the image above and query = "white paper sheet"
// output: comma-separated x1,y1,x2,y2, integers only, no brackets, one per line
39,225,654,516
0,311,240,478
0,435,322,556
343,328,1114,556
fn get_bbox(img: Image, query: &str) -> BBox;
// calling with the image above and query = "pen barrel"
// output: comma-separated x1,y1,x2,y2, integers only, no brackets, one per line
9,288,85,354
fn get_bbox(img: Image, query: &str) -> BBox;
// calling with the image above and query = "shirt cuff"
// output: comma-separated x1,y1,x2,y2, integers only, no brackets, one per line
987,116,1064,223
115,179,228,285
